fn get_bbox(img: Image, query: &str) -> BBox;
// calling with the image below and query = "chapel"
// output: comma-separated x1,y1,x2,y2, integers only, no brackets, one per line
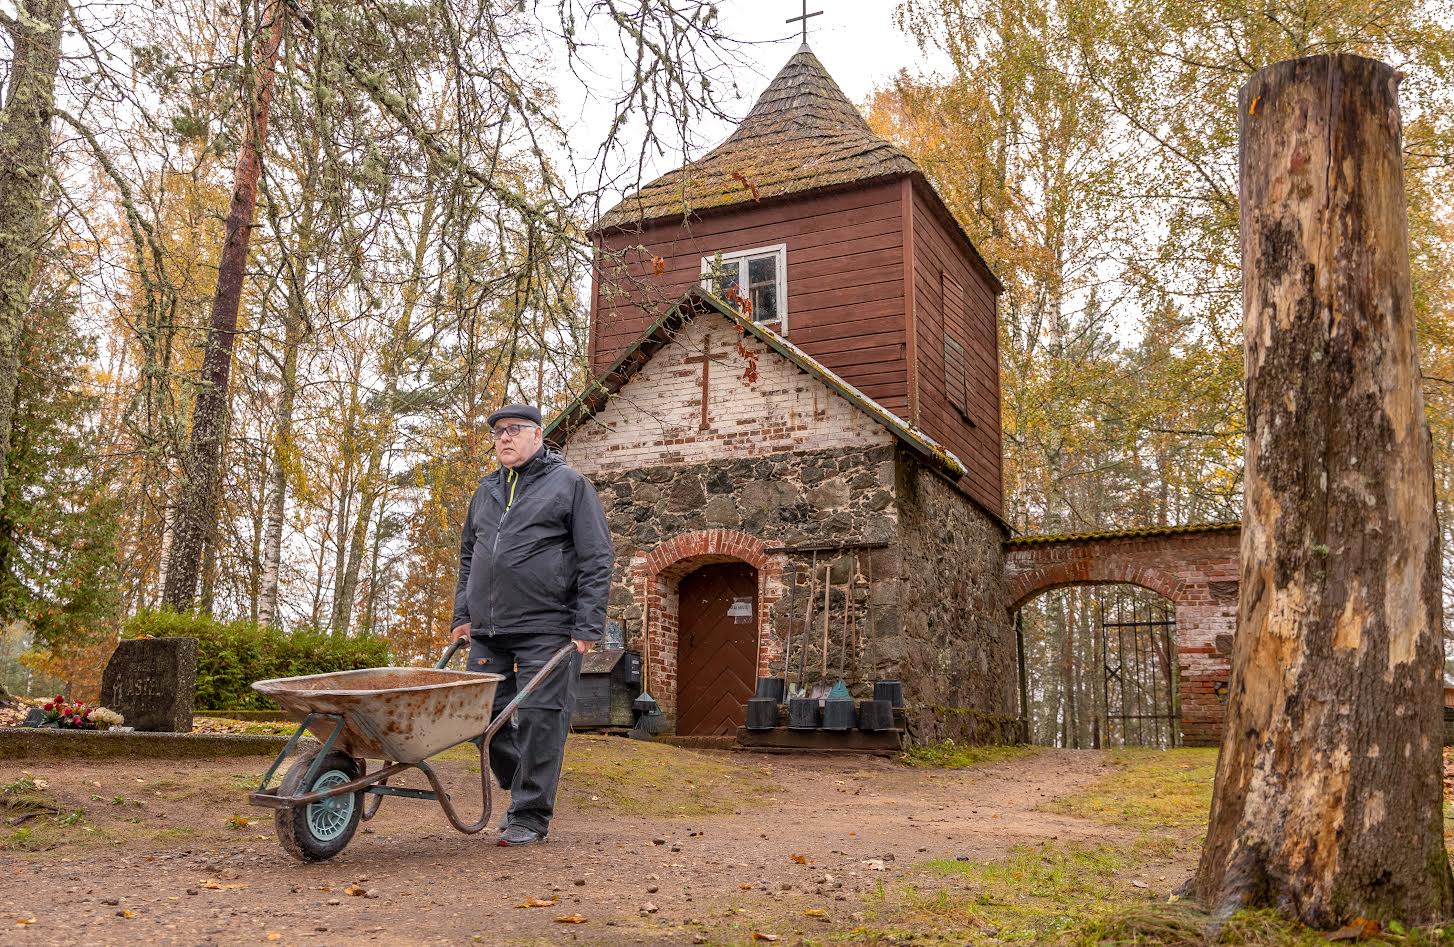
547,44,1017,742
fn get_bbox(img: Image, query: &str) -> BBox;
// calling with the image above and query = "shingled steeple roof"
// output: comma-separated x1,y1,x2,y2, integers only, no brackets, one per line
595,44,920,231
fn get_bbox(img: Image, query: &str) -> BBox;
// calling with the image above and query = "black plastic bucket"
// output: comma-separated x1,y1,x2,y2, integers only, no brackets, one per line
754,677,787,703
745,697,778,730
857,699,893,732
873,680,904,708
822,698,855,731
788,697,819,730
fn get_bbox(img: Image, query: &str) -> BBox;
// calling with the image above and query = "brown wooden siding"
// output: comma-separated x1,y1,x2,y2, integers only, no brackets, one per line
591,179,908,410
909,180,1004,518
588,175,999,514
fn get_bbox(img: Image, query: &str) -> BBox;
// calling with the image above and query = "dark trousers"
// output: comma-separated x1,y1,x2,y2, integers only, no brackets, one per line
467,632,580,835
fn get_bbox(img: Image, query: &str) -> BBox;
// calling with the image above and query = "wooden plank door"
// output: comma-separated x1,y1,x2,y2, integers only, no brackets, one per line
675,562,758,736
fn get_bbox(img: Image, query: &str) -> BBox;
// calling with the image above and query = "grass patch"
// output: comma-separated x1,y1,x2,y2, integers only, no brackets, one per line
1064,903,1454,946
845,838,1165,944
1044,748,1217,831
2,771,94,851
559,734,775,817
903,740,1038,769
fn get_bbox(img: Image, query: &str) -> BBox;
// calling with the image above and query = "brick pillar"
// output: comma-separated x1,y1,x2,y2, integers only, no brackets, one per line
1174,582,1237,747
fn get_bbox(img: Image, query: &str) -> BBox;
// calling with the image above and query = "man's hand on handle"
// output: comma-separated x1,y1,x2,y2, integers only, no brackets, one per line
454,623,588,655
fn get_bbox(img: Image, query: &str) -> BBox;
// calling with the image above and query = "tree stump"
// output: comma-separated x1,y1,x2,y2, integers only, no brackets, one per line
1194,54,1453,926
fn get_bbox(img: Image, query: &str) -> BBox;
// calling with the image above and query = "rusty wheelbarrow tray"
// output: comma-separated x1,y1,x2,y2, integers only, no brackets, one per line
246,639,575,862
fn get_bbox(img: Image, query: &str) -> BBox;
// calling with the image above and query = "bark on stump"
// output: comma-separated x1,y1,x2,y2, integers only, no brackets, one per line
1193,54,1453,926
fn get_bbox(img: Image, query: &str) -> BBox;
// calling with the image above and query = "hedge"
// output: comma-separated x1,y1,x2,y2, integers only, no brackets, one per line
124,610,391,710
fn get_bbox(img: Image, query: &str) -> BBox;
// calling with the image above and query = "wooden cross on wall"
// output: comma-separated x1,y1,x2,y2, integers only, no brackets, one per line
683,334,713,431
786,0,823,44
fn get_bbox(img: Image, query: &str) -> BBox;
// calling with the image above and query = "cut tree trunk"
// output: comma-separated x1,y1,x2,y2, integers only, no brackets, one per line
0,0,65,504
162,1,287,610
1193,54,1454,926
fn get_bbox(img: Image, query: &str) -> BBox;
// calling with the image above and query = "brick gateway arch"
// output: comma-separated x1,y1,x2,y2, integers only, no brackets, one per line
1002,523,1241,747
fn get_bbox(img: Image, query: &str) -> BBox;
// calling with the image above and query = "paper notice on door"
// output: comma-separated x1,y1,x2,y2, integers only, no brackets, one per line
728,597,754,623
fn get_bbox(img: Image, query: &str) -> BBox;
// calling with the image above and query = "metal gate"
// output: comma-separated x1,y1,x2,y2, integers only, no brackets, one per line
1097,594,1179,748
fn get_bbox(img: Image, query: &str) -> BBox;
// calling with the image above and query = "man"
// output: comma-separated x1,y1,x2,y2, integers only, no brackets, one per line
452,404,614,846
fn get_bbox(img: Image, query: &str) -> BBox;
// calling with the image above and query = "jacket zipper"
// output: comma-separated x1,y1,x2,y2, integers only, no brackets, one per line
488,468,520,636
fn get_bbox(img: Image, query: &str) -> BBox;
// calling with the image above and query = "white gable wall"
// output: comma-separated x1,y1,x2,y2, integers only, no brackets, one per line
563,313,895,475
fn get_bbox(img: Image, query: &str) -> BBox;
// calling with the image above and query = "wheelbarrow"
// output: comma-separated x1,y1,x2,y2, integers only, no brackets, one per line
247,639,576,862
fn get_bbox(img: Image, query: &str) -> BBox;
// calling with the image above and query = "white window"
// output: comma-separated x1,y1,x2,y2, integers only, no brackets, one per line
701,243,787,333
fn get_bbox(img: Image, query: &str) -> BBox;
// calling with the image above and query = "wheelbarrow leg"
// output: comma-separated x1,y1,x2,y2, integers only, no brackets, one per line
418,736,495,834
426,642,576,835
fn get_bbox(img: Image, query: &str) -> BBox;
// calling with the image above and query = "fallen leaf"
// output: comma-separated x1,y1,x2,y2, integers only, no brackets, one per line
790,854,808,865
117,910,136,919
1327,918,1380,942
198,879,247,891
344,886,366,897
803,908,826,918
266,935,282,942
751,934,779,942
515,897,558,909
16,917,36,925
554,914,587,924
225,814,252,829
738,883,754,890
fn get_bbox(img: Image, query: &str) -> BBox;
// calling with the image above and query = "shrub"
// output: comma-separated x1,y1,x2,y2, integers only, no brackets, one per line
124,610,391,710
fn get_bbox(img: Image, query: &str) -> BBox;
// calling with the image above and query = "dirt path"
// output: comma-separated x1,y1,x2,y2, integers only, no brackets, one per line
3,743,1122,945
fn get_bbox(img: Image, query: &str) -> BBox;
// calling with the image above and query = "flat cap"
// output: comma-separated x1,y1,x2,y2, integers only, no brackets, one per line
487,403,542,428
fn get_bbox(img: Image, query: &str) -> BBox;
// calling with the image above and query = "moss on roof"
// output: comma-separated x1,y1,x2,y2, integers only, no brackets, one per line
1004,522,1241,548
595,44,919,231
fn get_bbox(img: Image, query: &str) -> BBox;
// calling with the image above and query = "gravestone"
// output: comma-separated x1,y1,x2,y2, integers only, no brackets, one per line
100,637,198,732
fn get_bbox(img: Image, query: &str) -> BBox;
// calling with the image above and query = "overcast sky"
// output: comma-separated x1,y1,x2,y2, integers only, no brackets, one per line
555,0,950,204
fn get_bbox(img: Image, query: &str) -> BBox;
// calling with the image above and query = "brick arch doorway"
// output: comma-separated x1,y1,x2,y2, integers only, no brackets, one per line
1014,584,1181,749
676,561,759,736
632,529,786,735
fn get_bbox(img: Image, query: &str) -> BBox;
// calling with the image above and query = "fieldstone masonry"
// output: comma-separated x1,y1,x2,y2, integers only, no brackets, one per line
100,637,199,733
1002,525,1241,746
563,307,1019,742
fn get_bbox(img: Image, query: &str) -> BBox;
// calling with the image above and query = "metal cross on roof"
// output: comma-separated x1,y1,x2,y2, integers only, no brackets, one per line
786,0,823,44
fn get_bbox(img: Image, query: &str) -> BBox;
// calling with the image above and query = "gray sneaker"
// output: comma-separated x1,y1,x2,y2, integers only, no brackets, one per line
496,824,545,847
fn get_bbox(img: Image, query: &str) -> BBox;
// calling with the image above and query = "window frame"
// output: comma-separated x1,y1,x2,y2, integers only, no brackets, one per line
700,243,789,335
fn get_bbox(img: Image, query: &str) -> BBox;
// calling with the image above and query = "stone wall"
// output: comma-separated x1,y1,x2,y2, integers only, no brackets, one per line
893,454,1018,743
583,445,900,717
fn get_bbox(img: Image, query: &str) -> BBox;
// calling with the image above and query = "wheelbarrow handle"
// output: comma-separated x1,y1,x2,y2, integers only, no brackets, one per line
480,642,578,744
436,636,468,669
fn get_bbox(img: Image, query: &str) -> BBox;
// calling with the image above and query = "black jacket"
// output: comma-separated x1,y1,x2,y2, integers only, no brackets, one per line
453,446,614,640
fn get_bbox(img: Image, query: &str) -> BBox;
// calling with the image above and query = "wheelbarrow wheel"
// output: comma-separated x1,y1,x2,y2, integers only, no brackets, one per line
275,750,363,862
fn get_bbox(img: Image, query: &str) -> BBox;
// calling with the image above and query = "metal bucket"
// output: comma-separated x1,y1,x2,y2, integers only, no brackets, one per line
787,697,819,730
857,699,893,732
745,697,778,730
754,677,787,703
873,680,904,708
822,698,855,731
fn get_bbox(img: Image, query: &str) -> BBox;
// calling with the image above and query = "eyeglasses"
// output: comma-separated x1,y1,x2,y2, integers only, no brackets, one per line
490,422,539,441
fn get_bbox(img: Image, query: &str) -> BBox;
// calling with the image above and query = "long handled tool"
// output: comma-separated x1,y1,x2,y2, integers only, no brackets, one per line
818,560,831,690
781,559,798,695
796,549,818,696
629,593,662,740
